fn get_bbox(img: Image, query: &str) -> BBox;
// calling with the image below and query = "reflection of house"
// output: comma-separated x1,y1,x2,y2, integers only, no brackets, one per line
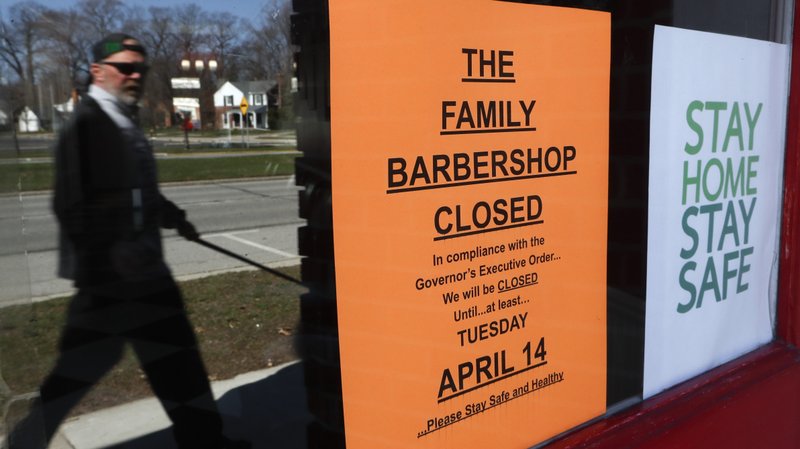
213,80,277,129
0,97,10,129
53,98,75,132
18,107,40,133
171,77,202,129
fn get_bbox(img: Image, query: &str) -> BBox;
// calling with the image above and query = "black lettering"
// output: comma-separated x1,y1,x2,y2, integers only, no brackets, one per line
462,48,478,77
411,156,431,186
453,153,471,181
473,201,491,228
492,199,509,225
474,151,489,179
477,101,497,128
442,101,456,130
499,50,514,78
435,207,453,235
432,154,452,183
491,151,509,177
388,158,407,188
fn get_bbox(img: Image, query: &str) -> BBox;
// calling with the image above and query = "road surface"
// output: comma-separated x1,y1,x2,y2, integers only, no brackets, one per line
0,130,297,155
0,177,304,305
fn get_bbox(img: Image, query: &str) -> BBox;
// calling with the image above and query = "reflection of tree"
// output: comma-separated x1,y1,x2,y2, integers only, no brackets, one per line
235,0,294,81
207,12,240,82
78,0,127,37
175,4,208,56
38,8,93,99
138,7,183,129
0,2,46,117
234,1,295,128
0,0,294,130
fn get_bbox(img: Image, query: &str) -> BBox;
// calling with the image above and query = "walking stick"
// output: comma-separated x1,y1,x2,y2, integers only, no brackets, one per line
193,237,303,286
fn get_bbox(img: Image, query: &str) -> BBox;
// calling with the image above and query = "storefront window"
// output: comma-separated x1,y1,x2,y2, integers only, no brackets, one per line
301,0,797,447
0,0,796,448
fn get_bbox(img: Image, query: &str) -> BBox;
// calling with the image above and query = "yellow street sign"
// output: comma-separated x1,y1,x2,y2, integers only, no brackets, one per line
240,97,249,115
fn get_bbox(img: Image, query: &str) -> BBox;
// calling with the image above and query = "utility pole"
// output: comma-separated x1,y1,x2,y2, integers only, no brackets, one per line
12,110,20,157
37,83,44,129
49,84,55,131
240,95,249,149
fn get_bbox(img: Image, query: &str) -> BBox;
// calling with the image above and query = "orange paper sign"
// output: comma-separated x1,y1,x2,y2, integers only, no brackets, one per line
330,1,610,448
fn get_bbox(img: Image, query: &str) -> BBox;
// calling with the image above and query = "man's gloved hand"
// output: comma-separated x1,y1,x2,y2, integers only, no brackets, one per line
176,218,200,241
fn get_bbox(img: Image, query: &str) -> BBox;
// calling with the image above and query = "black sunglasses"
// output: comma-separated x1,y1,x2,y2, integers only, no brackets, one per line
100,61,149,76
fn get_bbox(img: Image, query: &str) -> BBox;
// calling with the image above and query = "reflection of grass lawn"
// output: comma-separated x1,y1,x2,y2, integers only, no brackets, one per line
152,128,292,138
157,153,296,183
0,164,25,194
2,153,297,192
2,146,296,159
0,267,304,417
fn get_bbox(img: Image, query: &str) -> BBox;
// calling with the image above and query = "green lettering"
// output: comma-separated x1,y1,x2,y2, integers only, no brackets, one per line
698,256,721,307
705,101,727,153
723,156,746,198
746,155,758,195
681,206,699,259
678,262,697,313
702,158,723,201
737,247,753,293
683,159,702,205
745,103,763,151
718,201,740,251
700,203,723,253
685,100,705,155
739,197,756,244
723,250,739,300
722,102,744,152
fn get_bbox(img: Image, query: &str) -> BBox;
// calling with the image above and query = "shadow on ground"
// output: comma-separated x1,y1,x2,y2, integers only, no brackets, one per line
104,363,311,449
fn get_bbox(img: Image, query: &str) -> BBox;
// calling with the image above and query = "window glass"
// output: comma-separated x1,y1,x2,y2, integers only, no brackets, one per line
0,1,301,448
0,0,793,448
0,132,38,440
298,2,794,448
491,0,791,407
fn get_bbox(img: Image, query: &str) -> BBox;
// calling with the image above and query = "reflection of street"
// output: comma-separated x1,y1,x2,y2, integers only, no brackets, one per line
0,133,54,153
0,176,31,306
0,130,297,155
0,178,303,304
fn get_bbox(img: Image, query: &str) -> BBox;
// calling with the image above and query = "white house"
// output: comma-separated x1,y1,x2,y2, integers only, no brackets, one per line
171,77,202,129
213,80,277,129
18,107,40,133
52,98,75,132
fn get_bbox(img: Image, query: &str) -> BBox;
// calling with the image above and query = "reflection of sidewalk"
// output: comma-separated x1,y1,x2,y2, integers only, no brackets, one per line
49,361,309,449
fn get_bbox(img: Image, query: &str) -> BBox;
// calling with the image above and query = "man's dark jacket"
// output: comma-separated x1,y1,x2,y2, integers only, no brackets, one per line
53,95,185,287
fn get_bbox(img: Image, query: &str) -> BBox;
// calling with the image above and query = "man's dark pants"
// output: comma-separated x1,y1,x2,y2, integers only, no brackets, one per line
10,276,224,449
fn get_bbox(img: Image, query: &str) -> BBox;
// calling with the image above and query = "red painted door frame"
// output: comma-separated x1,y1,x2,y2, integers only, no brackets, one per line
779,5,800,351
546,8,800,449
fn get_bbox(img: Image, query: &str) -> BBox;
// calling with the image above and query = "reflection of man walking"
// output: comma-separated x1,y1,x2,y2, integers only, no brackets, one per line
8,34,249,449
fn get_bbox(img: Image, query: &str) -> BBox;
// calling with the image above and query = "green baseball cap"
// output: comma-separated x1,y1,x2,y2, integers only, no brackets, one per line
92,33,147,62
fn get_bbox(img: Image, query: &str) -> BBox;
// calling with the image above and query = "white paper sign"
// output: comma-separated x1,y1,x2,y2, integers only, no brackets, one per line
644,25,789,398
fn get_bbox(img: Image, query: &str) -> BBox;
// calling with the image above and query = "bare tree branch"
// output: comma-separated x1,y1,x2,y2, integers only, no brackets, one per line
77,0,125,36
0,0,293,129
